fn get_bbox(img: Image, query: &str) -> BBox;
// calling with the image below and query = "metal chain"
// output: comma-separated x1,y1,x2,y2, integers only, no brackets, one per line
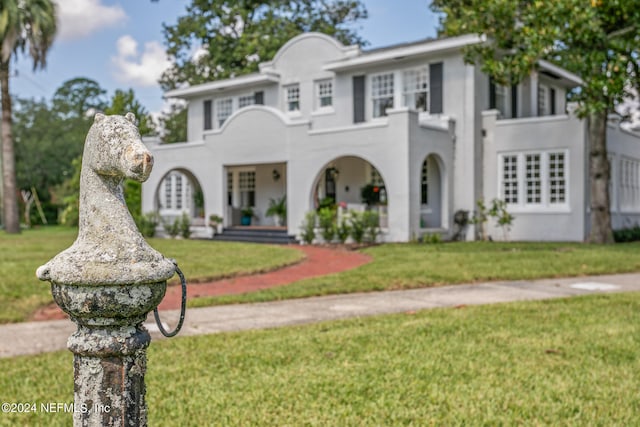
153,263,187,338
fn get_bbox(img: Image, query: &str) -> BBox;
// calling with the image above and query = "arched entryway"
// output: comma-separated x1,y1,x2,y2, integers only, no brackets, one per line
311,156,389,228
419,154,444,229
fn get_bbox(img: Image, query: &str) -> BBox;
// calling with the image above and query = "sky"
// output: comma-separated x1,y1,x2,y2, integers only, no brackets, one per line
11,0,441,116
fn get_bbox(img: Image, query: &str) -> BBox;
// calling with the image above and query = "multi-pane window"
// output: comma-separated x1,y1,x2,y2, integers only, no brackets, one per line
174,174,183,210
502,155,519,204
316,80,333,108
160,172,193,214
548,152,566,204
495,84,509,118
620,157,640,211
216,98,233,127
538,84,548,116
421,159,429,204
372,73,394,118
525,154,541,204
238,94,255,108
499,151,568,208
286,84,300,112
403,68,428,112
239,171,256,207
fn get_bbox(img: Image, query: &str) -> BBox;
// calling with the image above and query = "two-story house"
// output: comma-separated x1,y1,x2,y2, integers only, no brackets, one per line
142,32,640,242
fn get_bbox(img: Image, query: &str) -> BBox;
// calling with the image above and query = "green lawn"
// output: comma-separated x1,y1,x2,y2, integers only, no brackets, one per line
0,227,303,323
190,241,640,307
1,293,639,425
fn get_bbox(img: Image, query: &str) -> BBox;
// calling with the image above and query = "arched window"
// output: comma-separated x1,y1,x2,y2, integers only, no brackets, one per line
160,171,193,214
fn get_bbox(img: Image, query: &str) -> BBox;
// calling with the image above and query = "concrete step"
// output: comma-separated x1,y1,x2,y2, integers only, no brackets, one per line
213,227,298,244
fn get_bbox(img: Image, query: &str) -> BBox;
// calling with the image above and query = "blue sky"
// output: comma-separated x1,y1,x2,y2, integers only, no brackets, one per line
12,0,440,114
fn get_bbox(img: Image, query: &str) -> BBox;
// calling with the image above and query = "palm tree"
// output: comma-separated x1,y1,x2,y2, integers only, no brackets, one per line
0,0,56,233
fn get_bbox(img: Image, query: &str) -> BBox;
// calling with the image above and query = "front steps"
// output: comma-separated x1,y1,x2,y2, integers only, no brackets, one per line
212,227,298,244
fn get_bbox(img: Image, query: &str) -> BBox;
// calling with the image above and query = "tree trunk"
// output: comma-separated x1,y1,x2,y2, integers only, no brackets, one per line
587,110,613,243
0,60,20,233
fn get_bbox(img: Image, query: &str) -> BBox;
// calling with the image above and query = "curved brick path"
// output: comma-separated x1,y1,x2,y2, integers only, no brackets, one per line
30,245,371,321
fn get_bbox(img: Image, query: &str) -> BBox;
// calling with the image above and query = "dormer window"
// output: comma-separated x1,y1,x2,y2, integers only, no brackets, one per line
285,84,300,112
371,73,394,118
216,98,233,127
403,68,428,112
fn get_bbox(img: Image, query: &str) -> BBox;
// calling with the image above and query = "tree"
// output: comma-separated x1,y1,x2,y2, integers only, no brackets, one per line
431,0,640,243
160,0,368,90
0,0,57,233
51,77,108,119
158,102,187,143
104,88,156,136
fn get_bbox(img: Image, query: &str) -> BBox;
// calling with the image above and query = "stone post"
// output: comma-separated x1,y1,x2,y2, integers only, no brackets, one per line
36,113,177,426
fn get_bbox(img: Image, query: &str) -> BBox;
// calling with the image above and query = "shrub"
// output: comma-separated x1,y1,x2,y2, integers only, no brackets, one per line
613,225,640,242
136,212,159,238
163,217,180,238
318,207,336,243
349,211,366,243
336,217,351,244
179,212,192,239
363,210,380,243
300,211,317,244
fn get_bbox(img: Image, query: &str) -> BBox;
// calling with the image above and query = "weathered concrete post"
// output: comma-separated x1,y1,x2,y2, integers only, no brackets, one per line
36,113,176,426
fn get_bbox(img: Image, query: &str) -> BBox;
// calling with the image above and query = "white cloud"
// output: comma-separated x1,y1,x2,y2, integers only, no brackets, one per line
54,0,127,41
111,35,171,87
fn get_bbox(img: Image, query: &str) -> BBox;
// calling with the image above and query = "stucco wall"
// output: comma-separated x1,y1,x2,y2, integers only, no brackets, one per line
482,111,587,241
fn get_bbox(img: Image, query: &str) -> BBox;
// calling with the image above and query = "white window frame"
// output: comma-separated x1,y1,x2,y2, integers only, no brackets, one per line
160,171,193,216
498,150,570,212
538,83,549,116
371,73,394,118
620,156,640,213
315,79,333,110
403,67,428,112
216,98,233,127
285,84,300,112
238,93,255,109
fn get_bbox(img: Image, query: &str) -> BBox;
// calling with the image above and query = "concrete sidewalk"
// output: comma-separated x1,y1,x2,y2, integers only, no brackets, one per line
2,272,640,358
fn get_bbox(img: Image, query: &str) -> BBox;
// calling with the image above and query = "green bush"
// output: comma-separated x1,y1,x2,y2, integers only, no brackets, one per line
136,212,159,238
318,207,336,243
179,212,192,239
300,211,317,244
349,210,366,243
163,217,180,238
613,225,640,242
363,210,380,243
336,217,351,244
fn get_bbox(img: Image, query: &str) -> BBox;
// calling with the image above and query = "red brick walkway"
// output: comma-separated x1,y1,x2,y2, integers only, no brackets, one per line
30,245,372,321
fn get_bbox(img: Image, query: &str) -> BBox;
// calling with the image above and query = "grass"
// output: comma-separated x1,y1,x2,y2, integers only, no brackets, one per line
0,227,303,323
1,293,639,425
190,241,640,307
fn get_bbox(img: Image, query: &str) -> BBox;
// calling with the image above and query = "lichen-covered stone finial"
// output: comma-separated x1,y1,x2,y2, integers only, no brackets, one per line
37,113,175,286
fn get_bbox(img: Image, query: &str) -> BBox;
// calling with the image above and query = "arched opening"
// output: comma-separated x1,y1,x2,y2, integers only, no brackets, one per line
155,169,205,225
311,156,388,229
419,154,444,229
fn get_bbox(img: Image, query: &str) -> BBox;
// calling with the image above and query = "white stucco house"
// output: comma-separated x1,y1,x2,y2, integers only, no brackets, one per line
142,32,640,242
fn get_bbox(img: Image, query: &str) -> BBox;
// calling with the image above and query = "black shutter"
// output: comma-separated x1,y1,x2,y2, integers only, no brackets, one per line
254,91,264,105
489,78,496,110
203,100,212,130
511,84,518,118
550,88,556,115
429,62,443,113
353,75,365,123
